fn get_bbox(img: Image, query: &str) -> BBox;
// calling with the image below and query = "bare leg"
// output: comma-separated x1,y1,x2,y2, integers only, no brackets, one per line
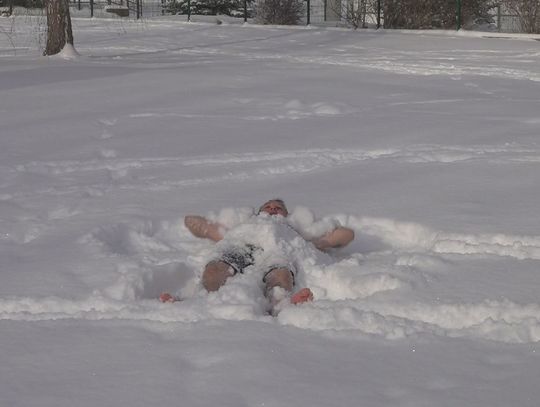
161,261,233,301
264,268,294,296
202,261,234,292
265,268,313,314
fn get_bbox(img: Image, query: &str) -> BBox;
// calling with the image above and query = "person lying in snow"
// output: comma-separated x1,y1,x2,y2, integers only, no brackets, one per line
160,199,354,312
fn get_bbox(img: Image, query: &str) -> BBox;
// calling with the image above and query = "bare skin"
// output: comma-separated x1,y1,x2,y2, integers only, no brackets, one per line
161,200,353,308
258,200,288,217
264,268,294,293
184,215,224,242
312,227,355,251
201,261,234,292
184,200,354,250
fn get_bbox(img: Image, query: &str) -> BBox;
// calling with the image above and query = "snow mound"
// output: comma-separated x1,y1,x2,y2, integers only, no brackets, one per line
347,216,540,260
3,205,537,344
55,43,80,60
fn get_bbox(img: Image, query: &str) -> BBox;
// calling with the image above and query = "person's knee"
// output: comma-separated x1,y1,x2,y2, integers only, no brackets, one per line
202,261,233,292
265,268,294,292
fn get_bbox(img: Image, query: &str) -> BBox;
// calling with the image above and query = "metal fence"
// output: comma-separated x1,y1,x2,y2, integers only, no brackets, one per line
304,0,530,33
4,0,530,33
493,5,523,33
68,0,164,18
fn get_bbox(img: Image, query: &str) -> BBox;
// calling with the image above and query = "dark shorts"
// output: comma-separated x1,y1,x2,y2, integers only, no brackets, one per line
220,244,259,274
215,244,296,285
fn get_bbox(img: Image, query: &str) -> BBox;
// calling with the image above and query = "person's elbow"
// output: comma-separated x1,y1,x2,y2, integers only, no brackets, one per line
337,227,354,247
184,215,199,227
184,215,198,231
184,215,207,238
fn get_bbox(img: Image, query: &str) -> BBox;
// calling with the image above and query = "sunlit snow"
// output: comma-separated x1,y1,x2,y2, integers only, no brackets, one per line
1,15,540,407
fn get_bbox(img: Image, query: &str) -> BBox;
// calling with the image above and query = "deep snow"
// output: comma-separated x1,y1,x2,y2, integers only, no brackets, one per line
1,15,540,407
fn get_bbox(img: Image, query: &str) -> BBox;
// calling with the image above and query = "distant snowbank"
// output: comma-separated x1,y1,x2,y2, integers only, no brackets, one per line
137,16,540,41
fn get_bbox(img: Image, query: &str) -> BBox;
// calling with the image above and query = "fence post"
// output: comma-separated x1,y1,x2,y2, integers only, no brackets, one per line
244,0,247,22
456,0,461,30
377,0,381,28
187,0,191,21
90,0,94,17
306,0,310,25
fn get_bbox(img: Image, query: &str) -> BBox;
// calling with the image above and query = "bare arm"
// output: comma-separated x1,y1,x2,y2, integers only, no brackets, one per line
184,215,225,242
312,227,354,251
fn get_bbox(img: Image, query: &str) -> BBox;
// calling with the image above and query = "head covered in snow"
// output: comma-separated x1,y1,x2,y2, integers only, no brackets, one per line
258,199,288,217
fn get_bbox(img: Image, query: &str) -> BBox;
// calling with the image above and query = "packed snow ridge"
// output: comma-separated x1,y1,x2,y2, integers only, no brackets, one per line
4,143,540,199
1,206,539,344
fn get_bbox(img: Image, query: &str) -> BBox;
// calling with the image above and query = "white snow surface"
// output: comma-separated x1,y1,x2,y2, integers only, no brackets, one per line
1,16,540,407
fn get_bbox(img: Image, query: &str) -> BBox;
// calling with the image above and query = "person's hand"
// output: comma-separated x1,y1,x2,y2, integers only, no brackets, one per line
184,216,224,242
312,227,354,251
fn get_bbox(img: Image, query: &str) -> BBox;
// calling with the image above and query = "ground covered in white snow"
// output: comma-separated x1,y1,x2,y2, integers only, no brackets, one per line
1,15,540,407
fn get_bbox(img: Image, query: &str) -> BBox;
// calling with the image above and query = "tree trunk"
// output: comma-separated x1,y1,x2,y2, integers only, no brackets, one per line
44,0,74,56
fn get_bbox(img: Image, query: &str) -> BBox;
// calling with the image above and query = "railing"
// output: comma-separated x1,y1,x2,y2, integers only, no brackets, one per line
70,0,143,18
494,5,523,33
64,0,533,34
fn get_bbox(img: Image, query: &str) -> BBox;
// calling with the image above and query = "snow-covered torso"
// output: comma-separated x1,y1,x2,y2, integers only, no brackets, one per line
208,205,339,242
222,214,304,252
206,206,339,271
214,214,309,272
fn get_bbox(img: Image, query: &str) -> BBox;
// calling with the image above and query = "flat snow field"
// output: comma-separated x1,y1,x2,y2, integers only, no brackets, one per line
1,16,540,407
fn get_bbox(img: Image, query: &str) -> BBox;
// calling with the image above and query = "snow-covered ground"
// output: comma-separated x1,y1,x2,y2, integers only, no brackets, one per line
1,16,540,407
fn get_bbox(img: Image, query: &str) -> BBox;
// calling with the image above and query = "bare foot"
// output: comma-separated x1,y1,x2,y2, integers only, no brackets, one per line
290,288,314,305
159,292,179,303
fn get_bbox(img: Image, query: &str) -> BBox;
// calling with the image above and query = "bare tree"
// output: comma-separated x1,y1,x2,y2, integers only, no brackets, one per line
256,0,304,25
502,0,540,33
384,0,493,29
44,0,74,55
